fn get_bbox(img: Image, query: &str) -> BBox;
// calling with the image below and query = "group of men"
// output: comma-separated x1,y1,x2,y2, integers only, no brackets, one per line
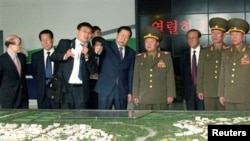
180,17,250,111
1,17,250,111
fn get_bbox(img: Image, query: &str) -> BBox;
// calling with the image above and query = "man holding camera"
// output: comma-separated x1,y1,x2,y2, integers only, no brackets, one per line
31,29,61,109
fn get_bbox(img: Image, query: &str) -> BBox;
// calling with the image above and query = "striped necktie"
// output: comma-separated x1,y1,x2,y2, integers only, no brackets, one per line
119,47,123,60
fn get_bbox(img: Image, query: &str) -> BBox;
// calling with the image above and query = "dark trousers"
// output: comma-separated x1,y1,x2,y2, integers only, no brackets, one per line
87,79,98,109
98,86,127,110
185,85,204,110
61,85,85,109
38,88,61,109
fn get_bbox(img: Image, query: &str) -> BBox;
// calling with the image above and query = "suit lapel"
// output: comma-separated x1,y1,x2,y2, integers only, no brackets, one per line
40,51,46,74
69,39,76,70
6,53,17,73
9,53,21,77
67,39,76,79
186,50,191,73
109,41,123,65
111,41,122,60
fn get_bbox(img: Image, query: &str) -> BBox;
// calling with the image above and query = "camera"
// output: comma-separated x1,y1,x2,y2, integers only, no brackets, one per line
47,76,57,90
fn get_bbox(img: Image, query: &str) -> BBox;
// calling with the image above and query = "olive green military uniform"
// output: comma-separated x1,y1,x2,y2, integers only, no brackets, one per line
132,26,176,110
132,51,176,109
218,18,250,111
197,17,228,110
197,44,228,110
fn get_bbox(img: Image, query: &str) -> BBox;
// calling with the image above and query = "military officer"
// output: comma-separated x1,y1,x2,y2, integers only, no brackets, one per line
197,17,229,110
218,18,250,111
132,26,176,110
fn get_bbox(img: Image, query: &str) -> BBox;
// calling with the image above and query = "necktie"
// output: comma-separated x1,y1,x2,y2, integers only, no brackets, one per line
78,43,86,80
13,54,21,76
119,47,123,60
191,50,197,85
45,52,52,84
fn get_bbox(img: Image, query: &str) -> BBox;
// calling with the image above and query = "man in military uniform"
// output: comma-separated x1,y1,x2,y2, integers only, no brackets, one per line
197,17,229,110
218,18,250,111
132,26,176,110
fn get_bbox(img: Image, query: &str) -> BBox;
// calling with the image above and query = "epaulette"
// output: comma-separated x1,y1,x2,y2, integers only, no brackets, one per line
222,45,231,50
201,45,210,51
202,45,210,48
136,53,143,57
161,51,171,55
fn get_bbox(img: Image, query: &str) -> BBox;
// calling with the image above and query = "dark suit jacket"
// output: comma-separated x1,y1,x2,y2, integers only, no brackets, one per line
179,47,202,100
50,38,97,101
95,40,136,98
31,49,59,107
0,52,28,108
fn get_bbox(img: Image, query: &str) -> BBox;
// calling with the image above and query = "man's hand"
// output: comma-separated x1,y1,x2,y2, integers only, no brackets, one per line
219,97,225,106
81,47,89,59
167,97,174,104
133,98,139,106
82,46,89,55
197,93,204,100
127,94,132,103
64,49,74,59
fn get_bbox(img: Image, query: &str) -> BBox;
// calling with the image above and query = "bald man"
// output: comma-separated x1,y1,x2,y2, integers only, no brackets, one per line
0,35,29,109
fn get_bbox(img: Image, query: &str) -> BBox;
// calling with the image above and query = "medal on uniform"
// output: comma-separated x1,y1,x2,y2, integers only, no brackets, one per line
157,60,166,68
241,54,250,64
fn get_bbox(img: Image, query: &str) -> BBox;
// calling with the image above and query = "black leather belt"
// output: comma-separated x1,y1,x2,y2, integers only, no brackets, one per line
68,83,83,87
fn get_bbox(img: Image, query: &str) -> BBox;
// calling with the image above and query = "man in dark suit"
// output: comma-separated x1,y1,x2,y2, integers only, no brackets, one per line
31,29,61,109
180,29,204,110
95,26,136,110
0,35,29,109
50,22,97,109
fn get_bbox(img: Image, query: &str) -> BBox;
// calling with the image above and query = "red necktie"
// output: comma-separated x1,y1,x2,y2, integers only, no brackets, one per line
191,50,197,85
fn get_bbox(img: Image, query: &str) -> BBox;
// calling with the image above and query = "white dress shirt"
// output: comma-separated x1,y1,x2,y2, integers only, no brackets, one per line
68,39,83,84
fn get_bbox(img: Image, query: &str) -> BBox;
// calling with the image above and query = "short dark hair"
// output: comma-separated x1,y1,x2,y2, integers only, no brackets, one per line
117,26,132,38
92,26,101,33
92,36,105,46
39,29,54,40
186,29,201,38
77,22,93,32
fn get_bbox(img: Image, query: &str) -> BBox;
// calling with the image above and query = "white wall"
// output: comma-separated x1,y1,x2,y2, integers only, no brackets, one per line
0,0,135,53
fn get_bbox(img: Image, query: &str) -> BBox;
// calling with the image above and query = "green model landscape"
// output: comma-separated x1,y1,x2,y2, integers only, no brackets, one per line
0,110,249,141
